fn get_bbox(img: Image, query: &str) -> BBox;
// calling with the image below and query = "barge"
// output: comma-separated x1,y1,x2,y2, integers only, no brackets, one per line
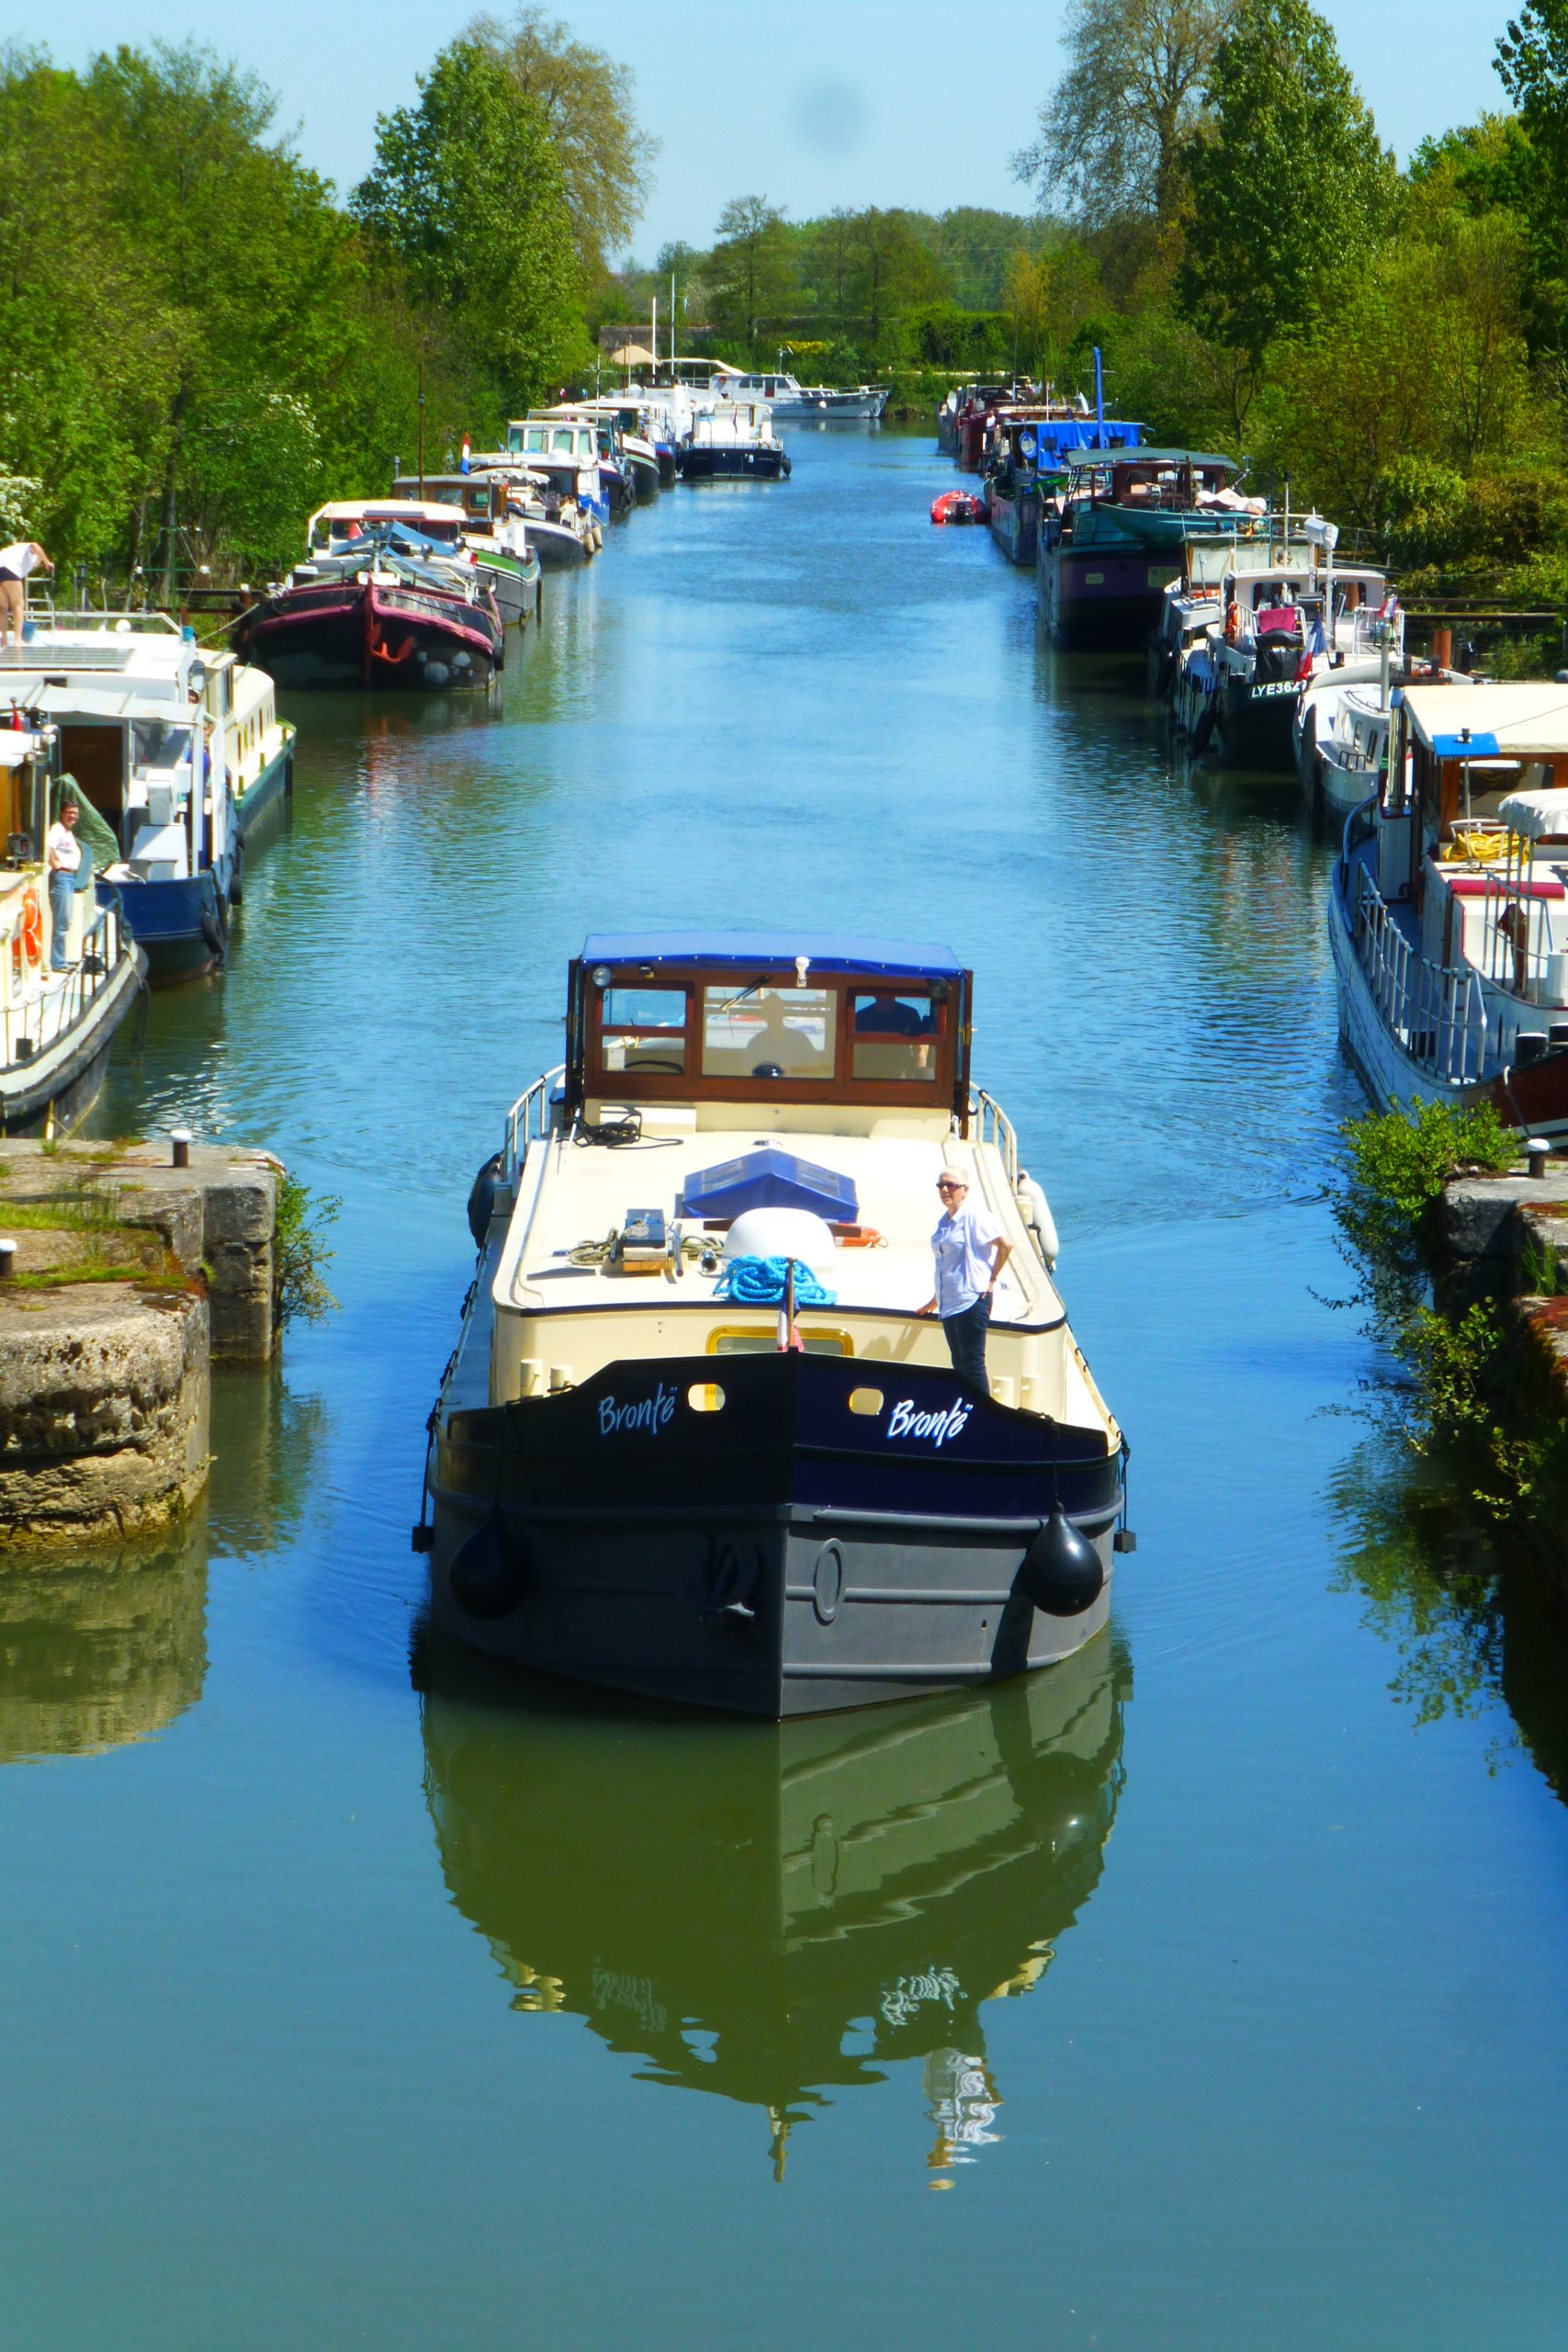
421,933,1130,1717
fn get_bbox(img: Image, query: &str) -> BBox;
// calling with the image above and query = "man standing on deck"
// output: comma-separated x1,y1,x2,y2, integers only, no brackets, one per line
46,791,83,972
919,1172,1011,1396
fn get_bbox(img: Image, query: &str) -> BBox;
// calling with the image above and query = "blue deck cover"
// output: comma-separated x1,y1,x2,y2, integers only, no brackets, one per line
1432,732,1503,759
680,1146,860,1227
581,932,966,978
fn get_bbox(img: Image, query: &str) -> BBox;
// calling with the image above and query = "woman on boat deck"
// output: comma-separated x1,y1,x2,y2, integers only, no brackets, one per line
0,539,51,645
919,1172,1011,1395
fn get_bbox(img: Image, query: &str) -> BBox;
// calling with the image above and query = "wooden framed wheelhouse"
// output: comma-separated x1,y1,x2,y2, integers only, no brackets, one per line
563,934,975,1127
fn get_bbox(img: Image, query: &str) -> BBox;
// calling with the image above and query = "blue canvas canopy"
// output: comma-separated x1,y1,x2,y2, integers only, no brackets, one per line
579,932,966,979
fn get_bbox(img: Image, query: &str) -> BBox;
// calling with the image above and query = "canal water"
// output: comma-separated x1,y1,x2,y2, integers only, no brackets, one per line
4,430,1566,2348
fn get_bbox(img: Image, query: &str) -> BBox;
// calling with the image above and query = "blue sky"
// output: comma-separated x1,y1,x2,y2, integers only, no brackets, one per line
24,1,1509,258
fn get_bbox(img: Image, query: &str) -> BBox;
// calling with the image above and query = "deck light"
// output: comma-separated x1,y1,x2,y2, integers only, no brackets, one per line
591,964,613,989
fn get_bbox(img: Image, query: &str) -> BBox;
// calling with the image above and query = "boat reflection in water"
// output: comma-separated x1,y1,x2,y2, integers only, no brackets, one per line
0,1510,208,1764
419,1624,1130,2177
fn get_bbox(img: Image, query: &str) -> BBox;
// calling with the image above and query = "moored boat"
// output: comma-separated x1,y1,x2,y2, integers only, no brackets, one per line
708,365,888,421
1207,537,1397,769
420,933,1130,1718
1329,680,1568,1134
1039,448,1263,650
232,504,504,691
679,407,791,481
0,722,144,1132
386,478,543,625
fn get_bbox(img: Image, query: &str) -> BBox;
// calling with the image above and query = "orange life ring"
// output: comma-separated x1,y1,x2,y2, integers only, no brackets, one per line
20,888,40,967
838,1227,886,1248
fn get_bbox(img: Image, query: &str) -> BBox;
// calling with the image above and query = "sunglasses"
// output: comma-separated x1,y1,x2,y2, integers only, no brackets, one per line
936,1178,964,1193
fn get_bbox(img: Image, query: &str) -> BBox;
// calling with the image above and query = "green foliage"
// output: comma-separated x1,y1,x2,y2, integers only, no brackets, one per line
1337,1098,1515,1266
1013,0,1236,227
353,40,581,413
1176,0,1395,388
275,1174,341,1330
706,196,796,347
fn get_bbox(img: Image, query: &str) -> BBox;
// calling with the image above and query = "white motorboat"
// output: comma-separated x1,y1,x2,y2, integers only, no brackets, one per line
419,932,1131,1719
709,365,888,421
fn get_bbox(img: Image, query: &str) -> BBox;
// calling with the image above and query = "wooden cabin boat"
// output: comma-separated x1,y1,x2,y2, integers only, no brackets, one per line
679,408,791,481
421,933,1130,1718
1329,681,1568,1135
1039,449,1264,650
422,1626,1126,2167
232,503,504,691
385,479,542,625
0,722,144,1132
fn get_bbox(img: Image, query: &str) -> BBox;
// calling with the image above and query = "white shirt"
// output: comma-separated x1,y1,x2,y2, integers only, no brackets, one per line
0,543,40,578
48,820,81,873
931,1197,1000,1317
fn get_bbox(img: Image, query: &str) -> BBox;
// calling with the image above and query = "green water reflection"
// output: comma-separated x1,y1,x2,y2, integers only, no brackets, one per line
0,1513,207,1763
422,1626,1129,2181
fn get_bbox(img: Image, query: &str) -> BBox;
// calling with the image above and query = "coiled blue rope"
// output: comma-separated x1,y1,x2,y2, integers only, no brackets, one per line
712,1255,837,1306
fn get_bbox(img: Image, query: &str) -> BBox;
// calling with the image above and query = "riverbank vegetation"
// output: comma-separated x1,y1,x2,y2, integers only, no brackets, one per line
1334,1100,1568,1556
13,0,1568,635
0,8,652,592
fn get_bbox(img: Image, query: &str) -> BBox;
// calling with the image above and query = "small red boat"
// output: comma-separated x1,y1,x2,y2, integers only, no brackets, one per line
931,491,987,526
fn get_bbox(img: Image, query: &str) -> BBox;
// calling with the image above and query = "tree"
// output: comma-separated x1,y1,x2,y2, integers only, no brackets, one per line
464,7,658,279
707,197,795,348
851,209,946,356
1174,0,1395,429
806,209,859,329
354,40,581,413
1014,0,1235,226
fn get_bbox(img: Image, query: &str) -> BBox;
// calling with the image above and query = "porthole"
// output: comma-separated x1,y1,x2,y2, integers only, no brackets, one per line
847,1386,885,1417
687,1382,726,1413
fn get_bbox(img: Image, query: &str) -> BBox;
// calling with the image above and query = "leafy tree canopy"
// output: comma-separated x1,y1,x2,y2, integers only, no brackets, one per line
1015,0,1236,226
1175,0,1395,380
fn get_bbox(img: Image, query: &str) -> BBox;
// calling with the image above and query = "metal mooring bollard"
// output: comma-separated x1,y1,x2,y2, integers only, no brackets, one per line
171,1127,191,1170
1529,1136,1551,1181
0,1238,16,1279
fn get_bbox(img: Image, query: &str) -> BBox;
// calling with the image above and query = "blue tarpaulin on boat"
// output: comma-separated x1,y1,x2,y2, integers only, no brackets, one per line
1432,732,1502,758
680,1147,859,1226
580,932,965,977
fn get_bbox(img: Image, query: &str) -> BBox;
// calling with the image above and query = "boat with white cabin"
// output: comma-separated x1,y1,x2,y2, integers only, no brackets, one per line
420,933,1131,1718
0,721,144,1131
679,407,791,481
1329,679,1568,1134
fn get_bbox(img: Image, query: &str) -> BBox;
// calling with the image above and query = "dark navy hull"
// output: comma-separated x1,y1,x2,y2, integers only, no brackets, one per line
430,1351,1123,1718
1040,543,1180,650
678,447,791,481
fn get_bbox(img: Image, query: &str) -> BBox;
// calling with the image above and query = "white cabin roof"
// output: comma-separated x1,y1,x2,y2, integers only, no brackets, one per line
1404,682,1568,760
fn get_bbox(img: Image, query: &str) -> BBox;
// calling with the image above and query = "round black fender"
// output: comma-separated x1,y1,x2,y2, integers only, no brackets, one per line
1191,698,1217,754
447,1510,528,1622
467,1149,504,1248
1017,1502,1104,1618
200,894,227,963
229,838,243,906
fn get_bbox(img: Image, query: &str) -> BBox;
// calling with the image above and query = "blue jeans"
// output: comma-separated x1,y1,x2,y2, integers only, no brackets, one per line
942,1293,991,1393
49,870,73,968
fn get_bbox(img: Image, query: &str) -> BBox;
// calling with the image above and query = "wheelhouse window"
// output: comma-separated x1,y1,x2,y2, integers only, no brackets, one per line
599,985,688,1076
524,427,547,454
851,990,938,1082
701,984,836,1080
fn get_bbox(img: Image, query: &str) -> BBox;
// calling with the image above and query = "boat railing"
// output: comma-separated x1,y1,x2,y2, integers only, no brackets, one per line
0,896,122,1074
1352,862,1487,1082
503,1065,567,1183
972,1089,1020,1185
1472,857,1567,1001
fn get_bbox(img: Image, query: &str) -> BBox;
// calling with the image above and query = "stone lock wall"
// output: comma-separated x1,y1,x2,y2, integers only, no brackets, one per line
0,1141,281,1544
